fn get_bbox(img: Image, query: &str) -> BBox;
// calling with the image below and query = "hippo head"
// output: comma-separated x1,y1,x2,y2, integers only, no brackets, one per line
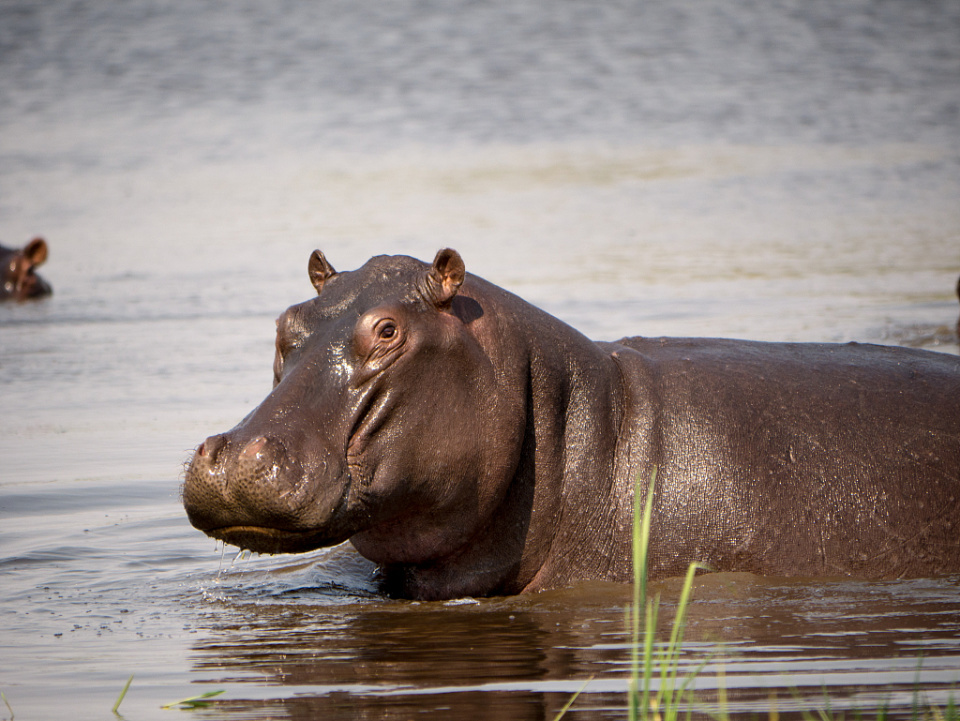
183,249,525,571
1,238,52,301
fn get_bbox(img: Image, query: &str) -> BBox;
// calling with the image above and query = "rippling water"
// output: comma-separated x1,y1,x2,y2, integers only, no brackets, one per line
1,1,959,719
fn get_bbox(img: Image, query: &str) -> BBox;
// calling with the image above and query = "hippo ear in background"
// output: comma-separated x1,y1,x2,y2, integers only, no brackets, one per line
422,248,465,309
24,237,48,266
308,250,337,294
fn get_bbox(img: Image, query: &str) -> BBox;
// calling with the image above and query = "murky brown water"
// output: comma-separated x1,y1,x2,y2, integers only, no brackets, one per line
2,1,959,719
186,567,960,720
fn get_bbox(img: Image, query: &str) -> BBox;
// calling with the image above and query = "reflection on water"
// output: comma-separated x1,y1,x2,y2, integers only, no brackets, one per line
1,0,959,718
189,563,960,719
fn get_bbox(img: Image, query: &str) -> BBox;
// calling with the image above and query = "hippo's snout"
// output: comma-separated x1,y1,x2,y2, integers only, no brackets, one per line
184,433,304,541
183,429,354,555
189,433,297,498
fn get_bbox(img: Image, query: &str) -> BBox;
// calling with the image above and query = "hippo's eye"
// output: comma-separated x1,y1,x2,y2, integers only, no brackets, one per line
356,311,405,364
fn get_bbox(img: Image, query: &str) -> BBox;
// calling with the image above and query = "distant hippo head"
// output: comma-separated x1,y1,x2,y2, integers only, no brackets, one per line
183,249,527,576
1,238,52,301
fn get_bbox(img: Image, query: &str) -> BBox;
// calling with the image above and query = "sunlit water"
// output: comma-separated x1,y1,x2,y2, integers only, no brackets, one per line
1,1,959,719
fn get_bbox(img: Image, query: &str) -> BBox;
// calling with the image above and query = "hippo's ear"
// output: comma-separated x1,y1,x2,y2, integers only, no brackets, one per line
422,248,465,309
24,237,48,266
308,250,337,294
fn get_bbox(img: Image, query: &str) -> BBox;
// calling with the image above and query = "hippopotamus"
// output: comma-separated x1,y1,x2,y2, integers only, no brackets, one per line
1,238,51,301
183,250,960,600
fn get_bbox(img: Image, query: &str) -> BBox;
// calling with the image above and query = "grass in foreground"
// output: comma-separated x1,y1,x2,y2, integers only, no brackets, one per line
112,674,133,714
628,468,708,721
556,469,959,721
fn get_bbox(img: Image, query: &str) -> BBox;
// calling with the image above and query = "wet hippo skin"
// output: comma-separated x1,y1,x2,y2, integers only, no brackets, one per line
183,249,960,600
1,238,51,301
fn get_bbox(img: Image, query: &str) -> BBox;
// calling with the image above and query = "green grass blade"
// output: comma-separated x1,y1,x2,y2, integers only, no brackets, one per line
112,674,133,715
551,676,594,721
911,655,926,721
715,664,729,721
658,560,709,715
160,689,225,710
641,597,659,721
2,690,13,721
629,468,710,721
945,693,958,721
787,687,826,721
632,468,658,721
635,468,657,614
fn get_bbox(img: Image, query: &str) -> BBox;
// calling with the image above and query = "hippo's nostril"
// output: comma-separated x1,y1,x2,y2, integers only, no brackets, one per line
198,434,227,461
241,436,269,461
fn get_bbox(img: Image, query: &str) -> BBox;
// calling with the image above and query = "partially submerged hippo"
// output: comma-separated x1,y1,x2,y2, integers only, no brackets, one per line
183,250,960,600
1,238,51,301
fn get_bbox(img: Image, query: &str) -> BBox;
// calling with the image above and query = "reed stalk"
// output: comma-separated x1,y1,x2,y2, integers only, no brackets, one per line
557,467,959,720
630,469,708,721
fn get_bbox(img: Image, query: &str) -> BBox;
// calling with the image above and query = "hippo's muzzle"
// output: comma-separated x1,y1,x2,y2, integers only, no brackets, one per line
182,431,353,554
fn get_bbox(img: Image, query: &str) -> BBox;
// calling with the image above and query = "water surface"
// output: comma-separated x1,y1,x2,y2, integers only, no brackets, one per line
1,1,959,719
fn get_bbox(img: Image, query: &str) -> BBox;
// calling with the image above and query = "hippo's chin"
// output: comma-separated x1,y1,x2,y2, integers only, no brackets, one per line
209,525,349,555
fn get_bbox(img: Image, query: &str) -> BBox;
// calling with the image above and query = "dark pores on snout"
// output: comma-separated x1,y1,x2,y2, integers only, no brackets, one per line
197,434,299,501
184,432,309,531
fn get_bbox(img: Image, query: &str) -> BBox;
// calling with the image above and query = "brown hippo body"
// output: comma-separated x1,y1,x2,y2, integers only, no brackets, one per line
183,250,960,600
0,238,51,301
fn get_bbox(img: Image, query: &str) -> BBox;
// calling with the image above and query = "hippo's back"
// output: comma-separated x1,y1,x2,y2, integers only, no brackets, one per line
606,336,960,580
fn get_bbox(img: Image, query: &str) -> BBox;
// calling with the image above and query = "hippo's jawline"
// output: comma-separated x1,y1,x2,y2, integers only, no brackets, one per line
208,525,344,555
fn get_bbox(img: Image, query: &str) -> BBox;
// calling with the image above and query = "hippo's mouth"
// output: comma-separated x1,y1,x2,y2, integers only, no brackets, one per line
207,525,351,555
